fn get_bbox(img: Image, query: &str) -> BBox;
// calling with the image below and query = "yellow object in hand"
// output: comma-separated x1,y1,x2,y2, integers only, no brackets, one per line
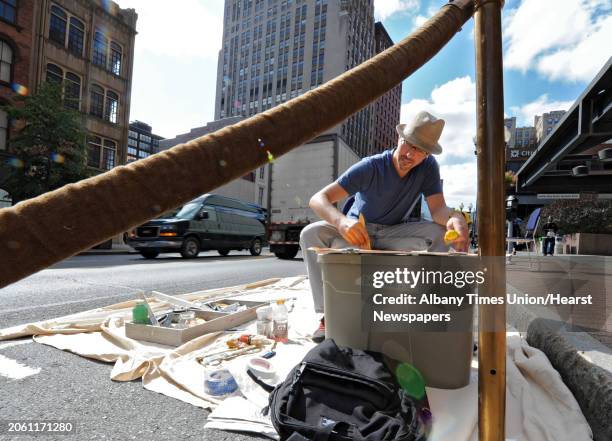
444,230,459,243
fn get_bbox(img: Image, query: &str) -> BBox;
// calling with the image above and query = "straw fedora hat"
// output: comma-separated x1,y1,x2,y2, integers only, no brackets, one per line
396,111,445,155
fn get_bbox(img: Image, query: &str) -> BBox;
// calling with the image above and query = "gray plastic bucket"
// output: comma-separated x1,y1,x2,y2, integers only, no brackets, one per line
318,252,475,389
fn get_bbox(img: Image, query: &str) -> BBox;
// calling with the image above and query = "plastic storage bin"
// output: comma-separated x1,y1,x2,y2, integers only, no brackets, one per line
318,252,476,389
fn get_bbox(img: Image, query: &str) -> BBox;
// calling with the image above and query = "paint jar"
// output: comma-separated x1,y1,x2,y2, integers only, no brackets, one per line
256,305,273,338
178,311,196,329
204,368,238,397
132,302,149,325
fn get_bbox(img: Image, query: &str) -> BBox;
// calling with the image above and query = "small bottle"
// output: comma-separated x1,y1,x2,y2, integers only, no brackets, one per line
272,299,289,343
132,301,149,325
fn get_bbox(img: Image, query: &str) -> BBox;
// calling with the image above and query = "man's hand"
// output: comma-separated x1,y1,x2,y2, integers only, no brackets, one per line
337,216,369,247
446,214,469,252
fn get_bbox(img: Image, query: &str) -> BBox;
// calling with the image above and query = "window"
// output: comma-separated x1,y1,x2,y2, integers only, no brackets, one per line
68,17,85,56
110,41,122,75
259,166,265,179
46,64,81,110
45,63,62,84
87,135,116,170
89,84,104,118
103,139,116,169
49,6,67,45
87,136,102,167
49,5,86,57
92,31,123,75
0,39,13,83
104,90,118,123
128,130,137,139
0,108,7,151
258,186,264,205
64,72,81,110
90,85,119,123
92,31,108,68
0,0,16,23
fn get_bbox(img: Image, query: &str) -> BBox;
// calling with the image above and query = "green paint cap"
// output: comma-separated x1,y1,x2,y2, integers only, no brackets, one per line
395,362,426,400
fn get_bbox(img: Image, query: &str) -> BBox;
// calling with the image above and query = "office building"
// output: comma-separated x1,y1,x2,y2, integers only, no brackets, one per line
214,0,391,158
504,117,537,173
372,21,402,154
127,121,163,163
159,116,269,205
535,110,565,143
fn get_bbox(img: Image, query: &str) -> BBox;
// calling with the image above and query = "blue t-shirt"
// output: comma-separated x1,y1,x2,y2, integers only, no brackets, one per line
337,149,442,225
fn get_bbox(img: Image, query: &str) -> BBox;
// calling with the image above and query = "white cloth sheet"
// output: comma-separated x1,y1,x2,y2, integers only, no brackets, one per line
0,277,592,440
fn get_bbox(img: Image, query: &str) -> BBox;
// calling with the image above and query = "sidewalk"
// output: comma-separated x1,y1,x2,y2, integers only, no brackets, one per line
505,253,612,440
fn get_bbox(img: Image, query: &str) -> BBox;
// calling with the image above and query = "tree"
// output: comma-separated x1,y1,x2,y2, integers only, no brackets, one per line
1,81,89,204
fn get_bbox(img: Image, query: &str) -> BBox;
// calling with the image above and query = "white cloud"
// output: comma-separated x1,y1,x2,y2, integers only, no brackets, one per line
116,0,225,137
400,76,478,207
536,14,612,82
374,0,419,21
509,94,574,126
413,6,437,29
503,0,612,82
439,163,478,209
118,0,224,59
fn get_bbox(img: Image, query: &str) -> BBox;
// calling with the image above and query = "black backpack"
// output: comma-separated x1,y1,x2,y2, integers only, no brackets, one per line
258,339,429,441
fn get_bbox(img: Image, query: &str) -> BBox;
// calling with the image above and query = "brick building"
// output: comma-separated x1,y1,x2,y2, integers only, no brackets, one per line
0,0,36,206
31,0,137,171
0,0,36,153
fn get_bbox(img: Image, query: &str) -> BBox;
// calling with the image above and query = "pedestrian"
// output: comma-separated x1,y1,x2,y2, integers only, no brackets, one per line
300,111,469,342
511,217,523,255
541,216,558,256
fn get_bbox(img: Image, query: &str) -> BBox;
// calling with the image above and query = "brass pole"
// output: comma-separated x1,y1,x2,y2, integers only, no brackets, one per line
474,1,506,440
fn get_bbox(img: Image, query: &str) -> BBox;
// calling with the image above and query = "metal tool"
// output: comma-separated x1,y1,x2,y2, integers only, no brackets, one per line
139,292,160,326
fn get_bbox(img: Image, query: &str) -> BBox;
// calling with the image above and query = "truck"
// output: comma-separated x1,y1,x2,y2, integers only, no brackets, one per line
267,133,360,259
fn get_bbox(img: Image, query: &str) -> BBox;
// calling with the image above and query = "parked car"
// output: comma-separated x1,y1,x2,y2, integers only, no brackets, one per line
126,194,267,259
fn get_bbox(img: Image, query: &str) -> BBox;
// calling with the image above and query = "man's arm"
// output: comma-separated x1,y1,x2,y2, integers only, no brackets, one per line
426,193,469,252
309,182,369,247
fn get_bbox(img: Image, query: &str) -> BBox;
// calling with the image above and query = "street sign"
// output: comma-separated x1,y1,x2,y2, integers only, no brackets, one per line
537,193,579,199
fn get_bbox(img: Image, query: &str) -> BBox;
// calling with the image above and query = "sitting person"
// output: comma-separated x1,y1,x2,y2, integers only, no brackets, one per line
299,111,469,342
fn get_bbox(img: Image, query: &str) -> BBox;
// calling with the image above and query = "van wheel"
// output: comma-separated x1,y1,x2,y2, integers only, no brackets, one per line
140,251,159,259
249,238,262,256
181,237,200,258
275,247,298,260
218,249,230,256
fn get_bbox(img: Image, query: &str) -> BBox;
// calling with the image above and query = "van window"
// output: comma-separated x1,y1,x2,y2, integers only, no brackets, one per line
206,195,260,214
174,202,201,219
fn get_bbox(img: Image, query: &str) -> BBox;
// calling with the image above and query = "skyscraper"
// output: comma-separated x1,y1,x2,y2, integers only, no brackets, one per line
372,21,402,155
214,0,392,158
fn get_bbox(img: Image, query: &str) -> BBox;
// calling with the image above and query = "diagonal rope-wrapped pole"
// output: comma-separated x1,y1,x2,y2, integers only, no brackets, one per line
0,0,474,288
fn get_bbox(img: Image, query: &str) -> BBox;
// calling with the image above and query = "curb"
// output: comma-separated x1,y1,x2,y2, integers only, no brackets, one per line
79,251,136,255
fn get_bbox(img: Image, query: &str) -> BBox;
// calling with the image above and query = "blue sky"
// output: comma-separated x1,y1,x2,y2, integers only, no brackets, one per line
117,0,611,207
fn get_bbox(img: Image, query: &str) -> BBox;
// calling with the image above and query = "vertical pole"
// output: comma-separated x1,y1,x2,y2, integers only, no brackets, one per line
474,1,506,440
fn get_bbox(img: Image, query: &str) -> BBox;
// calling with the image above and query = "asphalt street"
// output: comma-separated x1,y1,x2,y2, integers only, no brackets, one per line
0,249,307,441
